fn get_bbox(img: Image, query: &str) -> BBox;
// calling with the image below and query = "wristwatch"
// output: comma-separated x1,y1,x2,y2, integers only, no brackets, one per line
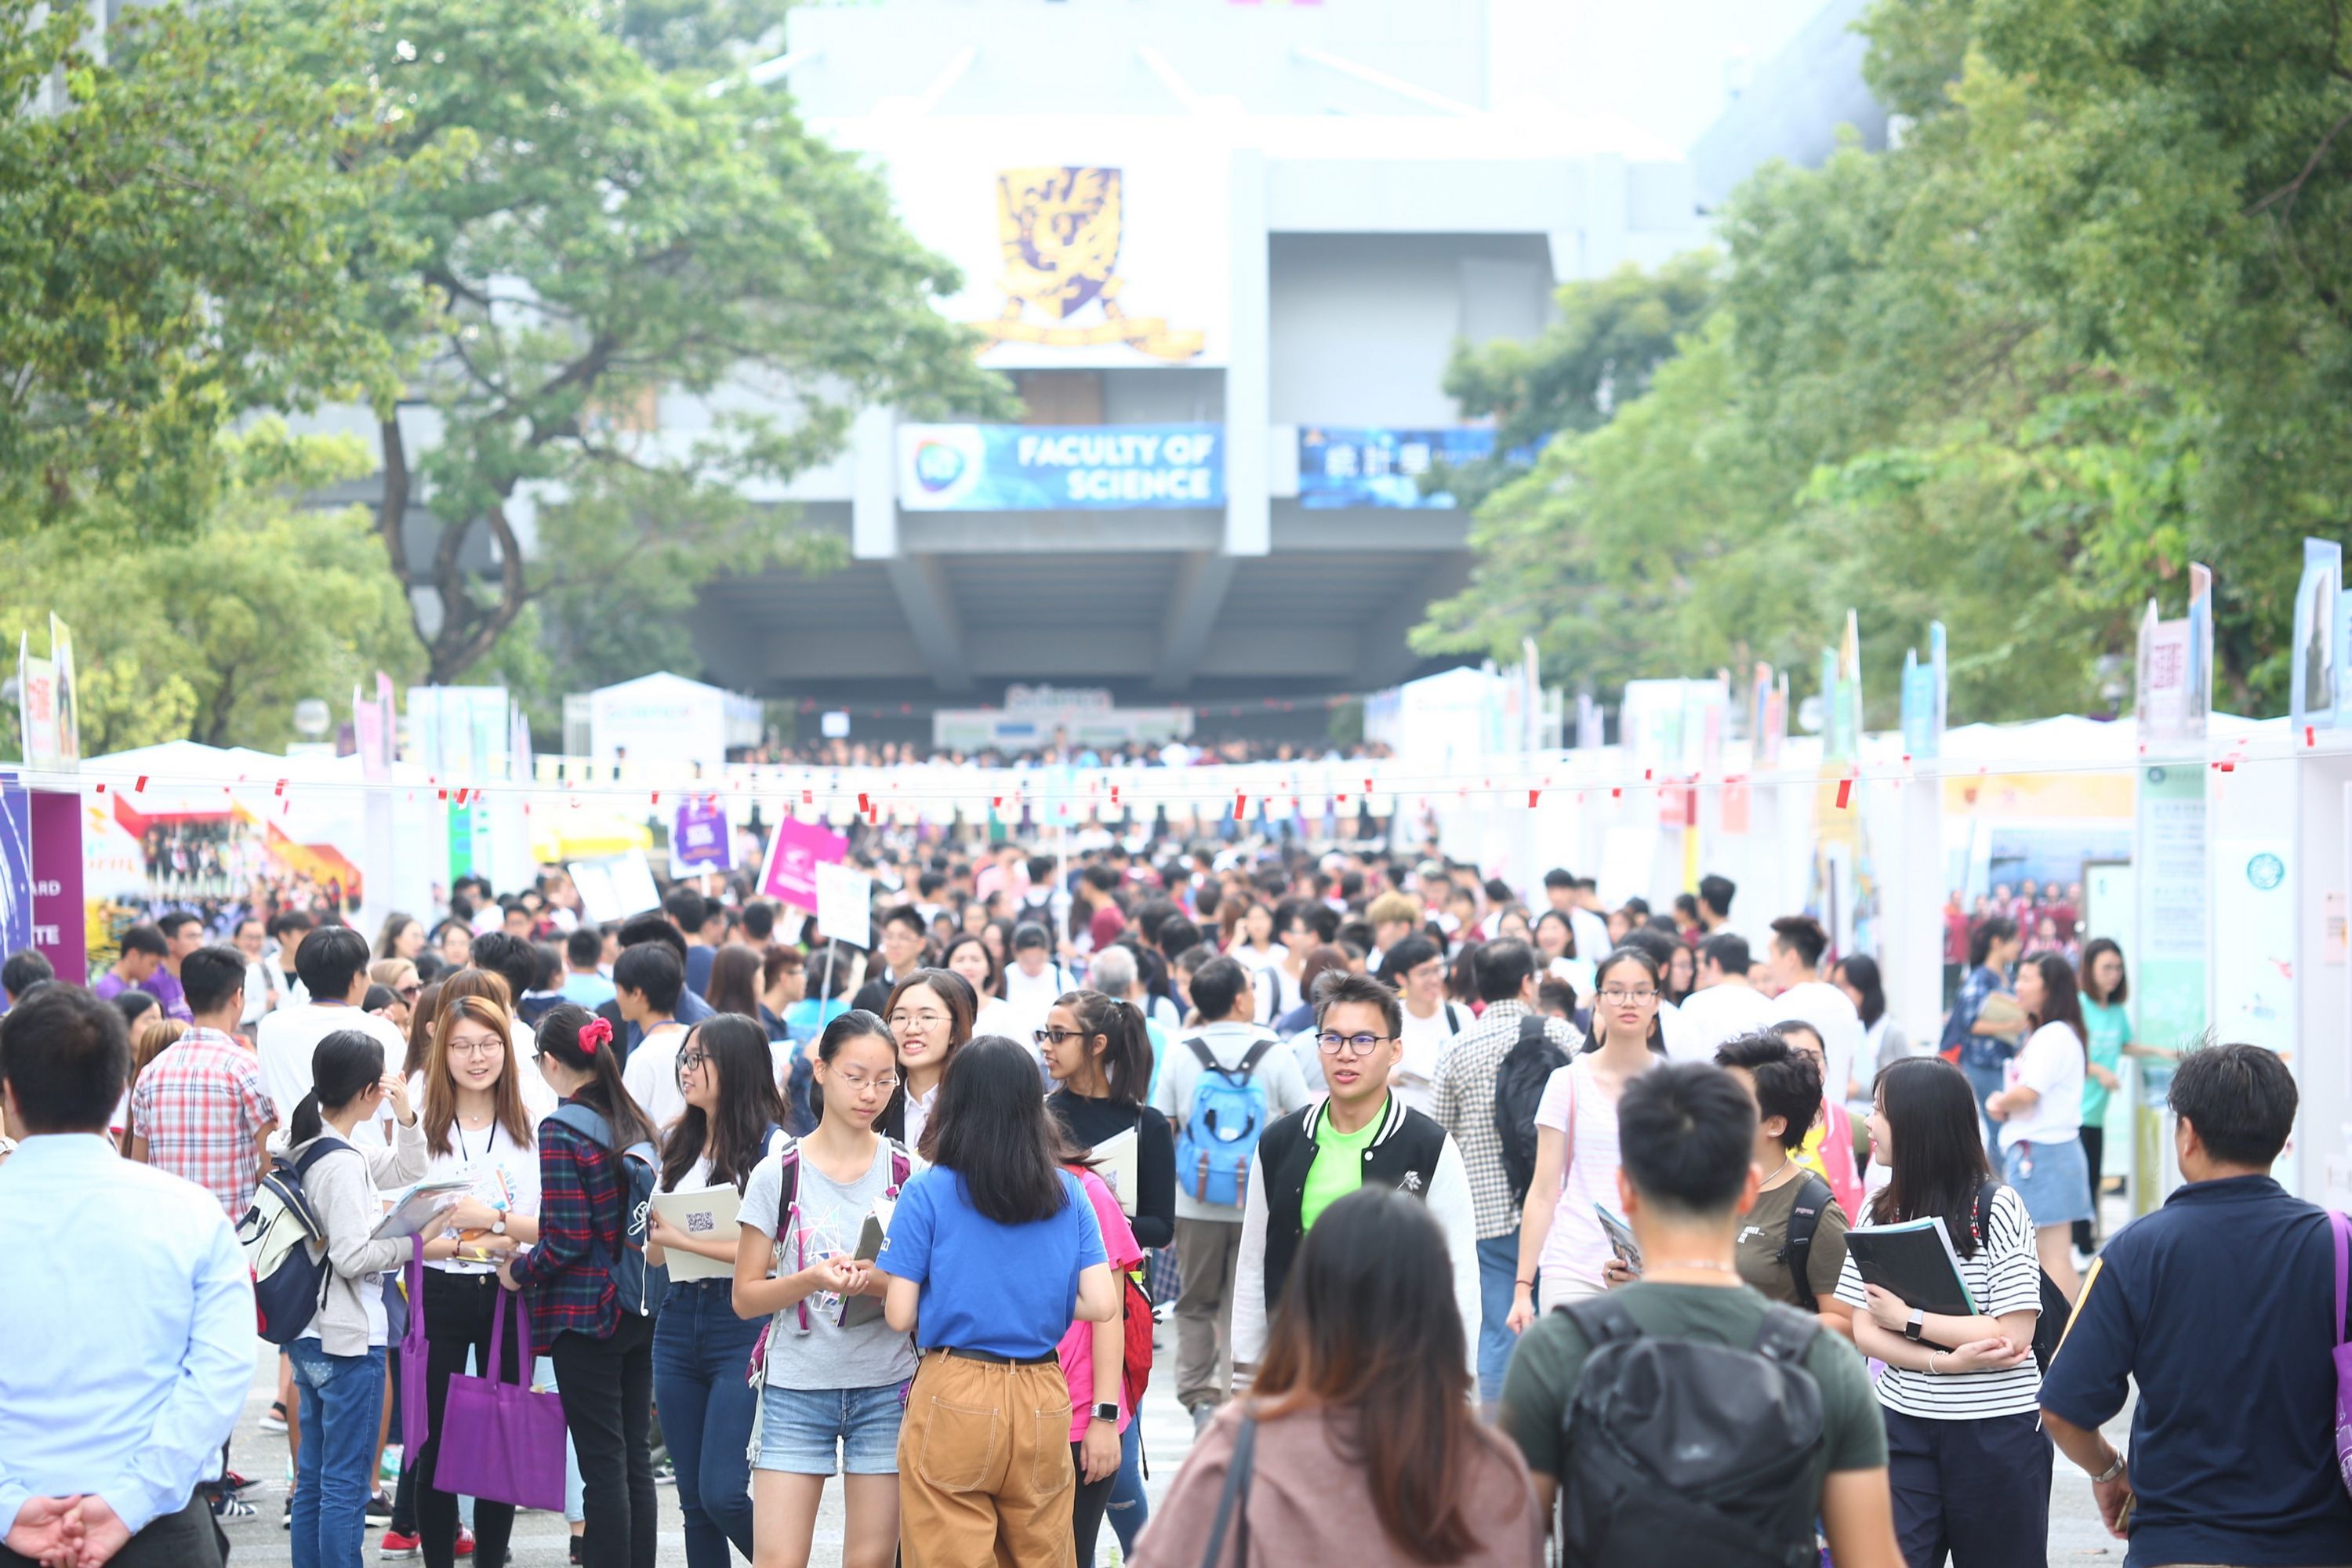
491,1217,507,1236
1904,1308,1926,1343
1092,1402,1119,1425
2090,1451,2126,1485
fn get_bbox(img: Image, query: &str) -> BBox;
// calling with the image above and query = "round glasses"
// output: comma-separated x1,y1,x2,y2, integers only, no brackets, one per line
446,1035,506,1060
1314,1032,1396,1057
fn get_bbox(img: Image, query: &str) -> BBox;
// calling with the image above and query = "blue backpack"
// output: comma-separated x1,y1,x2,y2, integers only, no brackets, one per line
237,1142,358,1345
1174,1036,1277,1209
550,1102,668,1317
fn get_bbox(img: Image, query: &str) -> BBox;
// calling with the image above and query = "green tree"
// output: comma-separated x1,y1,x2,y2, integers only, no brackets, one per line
612,0,791,73
1,425,423,753
0,0,414,539
267,0,1013,687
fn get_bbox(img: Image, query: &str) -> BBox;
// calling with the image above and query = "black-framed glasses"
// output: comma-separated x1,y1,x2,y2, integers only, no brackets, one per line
1598,987,1660,1005
1314,1032,1395,1057
1033,1027,1091,1047
675,1048,712,1082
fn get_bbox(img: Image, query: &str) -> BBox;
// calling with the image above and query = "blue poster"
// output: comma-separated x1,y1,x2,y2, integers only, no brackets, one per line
898,423,1223,510
0,774,31,964
2292,538,2343,733
1296,426,1501,509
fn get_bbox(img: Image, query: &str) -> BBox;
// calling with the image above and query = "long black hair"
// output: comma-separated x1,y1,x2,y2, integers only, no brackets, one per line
2023,950,2087,1052
291,1029,386,1145
925,1034,1068,1225
1838,953,1888,1029
659,1014,785,1193
1867,1056,1991,1257
1051,988,1152,1106
2079,937,2129,1006
536,1002,656,1153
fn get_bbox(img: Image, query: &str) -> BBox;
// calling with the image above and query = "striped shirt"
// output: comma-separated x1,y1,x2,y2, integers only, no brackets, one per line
129,1027,274,1218
1429,1001,1581,1240
1836,1183,2044,1418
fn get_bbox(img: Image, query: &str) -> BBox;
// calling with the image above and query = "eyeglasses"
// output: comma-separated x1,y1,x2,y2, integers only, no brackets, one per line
676,1049,711,1080
888,1011,947,1030
447,1036,505,1059
1599,987,1660,1005
1033,1027,1093,1047
397,984,423,1000
833,1071,901,1094
1314,1032,1396,1056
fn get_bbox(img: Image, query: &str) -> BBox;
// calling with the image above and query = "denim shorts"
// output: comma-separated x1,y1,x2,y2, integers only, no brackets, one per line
2004,1134,2093,1227
755,1382,908,1475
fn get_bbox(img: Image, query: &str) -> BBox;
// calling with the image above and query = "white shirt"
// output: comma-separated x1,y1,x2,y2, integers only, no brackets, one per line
1001,960,1074,1044
1769,981,1867,1109
1567,908,1612,964
400,1094,543,1276
1673,982,1779,1062
621,1022,693,1132
1393,1001,1460,1116
2002,1022,2085,1148
256,1002,405,1152
239,959,274,1026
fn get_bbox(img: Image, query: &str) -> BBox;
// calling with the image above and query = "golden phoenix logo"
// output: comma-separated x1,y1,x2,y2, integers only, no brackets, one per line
975,166,1203,362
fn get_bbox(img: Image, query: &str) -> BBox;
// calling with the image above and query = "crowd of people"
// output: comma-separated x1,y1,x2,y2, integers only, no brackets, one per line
1,829,2347,1568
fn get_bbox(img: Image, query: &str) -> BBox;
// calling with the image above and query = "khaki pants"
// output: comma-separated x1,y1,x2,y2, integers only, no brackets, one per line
1173,1215,1242,1412
897,1350,1076,1568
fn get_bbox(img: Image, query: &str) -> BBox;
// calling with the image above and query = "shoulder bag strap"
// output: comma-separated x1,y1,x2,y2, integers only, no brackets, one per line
2333,1212,2350,1348
1197,1413,1258,1568
1782,1172,1834,1313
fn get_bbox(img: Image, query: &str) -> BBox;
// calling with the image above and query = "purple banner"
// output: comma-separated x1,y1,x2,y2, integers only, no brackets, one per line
30,790,85,984
671,797,732,873
0,775,29,966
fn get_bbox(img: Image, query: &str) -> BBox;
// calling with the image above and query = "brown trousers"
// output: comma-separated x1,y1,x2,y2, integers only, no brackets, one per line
897,1350,1076,1568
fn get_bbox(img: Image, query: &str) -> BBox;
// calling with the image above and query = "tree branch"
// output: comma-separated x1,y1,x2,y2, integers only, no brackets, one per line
2245,102,2352,217
377,417,411,585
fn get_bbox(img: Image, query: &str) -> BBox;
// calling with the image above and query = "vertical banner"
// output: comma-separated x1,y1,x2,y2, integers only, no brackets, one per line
15,636,57,770
1751,662,1786,771
1900,622,1948,760
2292,539,2343,735
0,775,30,962
2132,761,2205,1207
47,615,78,769
2136,564,2212,751
757,818,849,912
1575,691,1603,751
671,797,733,873
28,789,84,983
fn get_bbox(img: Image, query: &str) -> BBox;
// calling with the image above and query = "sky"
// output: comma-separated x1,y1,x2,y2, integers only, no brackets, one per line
1488,0,1838,151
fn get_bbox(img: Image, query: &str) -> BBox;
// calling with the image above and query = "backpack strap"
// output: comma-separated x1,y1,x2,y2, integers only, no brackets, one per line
1183,1036,1218,1076
1780,1172,1834,1314
550,1102,617,1152
1232,1039,1276,1080
1443,1003,1461,1033
1559,1294,1642,1348
1973,1177,1998,1253
1751,1302,1822,1367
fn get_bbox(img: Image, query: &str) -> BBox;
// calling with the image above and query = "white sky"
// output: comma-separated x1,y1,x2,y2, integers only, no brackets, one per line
1488,0,1836,151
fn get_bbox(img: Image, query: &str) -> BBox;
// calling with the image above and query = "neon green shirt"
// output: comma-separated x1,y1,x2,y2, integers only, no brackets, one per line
1301,1101,1385,1231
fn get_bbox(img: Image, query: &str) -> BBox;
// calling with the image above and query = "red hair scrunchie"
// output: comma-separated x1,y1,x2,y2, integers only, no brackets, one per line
577,1016,613,1054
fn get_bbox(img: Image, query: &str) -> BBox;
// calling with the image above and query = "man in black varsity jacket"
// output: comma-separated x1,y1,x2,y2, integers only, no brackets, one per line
1229,973,1481,1386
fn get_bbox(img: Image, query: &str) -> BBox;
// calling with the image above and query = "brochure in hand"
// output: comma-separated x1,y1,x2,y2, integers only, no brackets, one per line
372,1174,474,1240
648,1185,743,1282
1595,1203,1643,1273
836,1194,898,1330
1842,1215,1980,1319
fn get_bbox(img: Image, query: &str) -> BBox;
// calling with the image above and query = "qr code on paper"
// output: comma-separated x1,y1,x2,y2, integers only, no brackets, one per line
686,1211,714,1234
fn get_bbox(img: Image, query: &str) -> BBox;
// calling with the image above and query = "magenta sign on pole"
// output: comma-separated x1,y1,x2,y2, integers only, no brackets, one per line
757,818,848,912
29,789,85,983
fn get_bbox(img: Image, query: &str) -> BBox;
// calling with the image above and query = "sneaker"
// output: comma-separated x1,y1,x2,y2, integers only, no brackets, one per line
652,1455,676,1486
379,1530,421,1559
568,1539,583,1566
259,1400,289,1434
211,1496,257,1523
282,1497,292,1530
366,1491,394,1523
220,1470,254,1496
455,1525,475,1558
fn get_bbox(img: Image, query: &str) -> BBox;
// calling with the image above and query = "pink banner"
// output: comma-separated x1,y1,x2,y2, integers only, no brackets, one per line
757,817,848,913
30,790,85,982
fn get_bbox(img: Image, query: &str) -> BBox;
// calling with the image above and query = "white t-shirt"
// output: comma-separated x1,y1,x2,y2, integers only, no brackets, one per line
1534,1056,1647,1295
1001,960,1075,1044
1835,1185,2045,1419
621,1022,693,1132
401,1097,543,1276
1393,1002,1460,1117
1566,909,1612,964
2002,1022,2085,1149
1769,982,1867,1108
256,1002,405,1152
1673,982,1779,1062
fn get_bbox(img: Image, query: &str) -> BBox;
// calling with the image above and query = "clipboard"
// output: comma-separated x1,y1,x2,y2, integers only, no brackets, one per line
837,1194,896,1329
649,1185,742,1281
372,1175,473,1240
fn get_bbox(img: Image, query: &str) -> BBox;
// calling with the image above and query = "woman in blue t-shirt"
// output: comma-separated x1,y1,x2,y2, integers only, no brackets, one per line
879,1035,1120,1568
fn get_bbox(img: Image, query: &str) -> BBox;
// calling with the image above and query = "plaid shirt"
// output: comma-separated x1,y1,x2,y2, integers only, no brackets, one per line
129,1026,274,1219
507,1105,621,1344
1430,1000,1580,1240
1943,964,2016,1070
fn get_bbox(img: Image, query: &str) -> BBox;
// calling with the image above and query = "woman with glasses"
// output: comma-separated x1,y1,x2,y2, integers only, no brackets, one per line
642,1014,789,1568
405,992,543,1568
1507,947,1667,1327
735,1011,917,1568
877,968,976,1156
1040,985,1175,1242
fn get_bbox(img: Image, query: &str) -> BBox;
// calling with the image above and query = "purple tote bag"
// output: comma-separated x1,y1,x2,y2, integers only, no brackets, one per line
434,1283,568,1513
2332,1211,2352,1495
400,1254,431,1457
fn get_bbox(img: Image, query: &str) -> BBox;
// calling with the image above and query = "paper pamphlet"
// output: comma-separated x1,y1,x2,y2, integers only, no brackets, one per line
649,1184,743,1281
837,1194,897,1330
1595,1203,1643,1272
372,1175,474,1240
1842,1214,1980,1319
1088,1127,1141,1218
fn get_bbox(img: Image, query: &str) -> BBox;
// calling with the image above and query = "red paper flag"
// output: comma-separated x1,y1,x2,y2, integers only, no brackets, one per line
135,775,147,792
1233,793,1247,822
273,779,286,796
1835,777,1853,810
1528,789,1541,808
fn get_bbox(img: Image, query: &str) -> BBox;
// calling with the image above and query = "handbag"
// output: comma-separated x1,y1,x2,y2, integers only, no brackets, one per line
2331,1210,2352,1497
1196,1413,1257,1568
434,1284,568,1512
399,1254,430,1457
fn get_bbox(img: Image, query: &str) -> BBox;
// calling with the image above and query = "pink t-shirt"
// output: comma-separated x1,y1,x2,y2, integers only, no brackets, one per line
1534,1057,1627,1294
1057,1165,1144,1441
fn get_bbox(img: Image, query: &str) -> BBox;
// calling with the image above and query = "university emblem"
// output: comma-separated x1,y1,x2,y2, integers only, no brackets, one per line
975,166,1204,362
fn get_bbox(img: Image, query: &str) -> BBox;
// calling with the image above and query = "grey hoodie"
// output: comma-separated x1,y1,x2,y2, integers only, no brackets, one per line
291,1118,427,1356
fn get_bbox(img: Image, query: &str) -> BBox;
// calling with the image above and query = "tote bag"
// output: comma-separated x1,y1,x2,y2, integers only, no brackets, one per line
399,1254,430,1457
434,1284,568,1512
2331,1210,2352,1497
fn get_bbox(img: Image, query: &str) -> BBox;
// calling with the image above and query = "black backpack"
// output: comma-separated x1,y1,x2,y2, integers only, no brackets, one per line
1494,1015,1570,1207
1974,1179,2072,1371
1556,1297,1826,1568
1779,1172,1835,1313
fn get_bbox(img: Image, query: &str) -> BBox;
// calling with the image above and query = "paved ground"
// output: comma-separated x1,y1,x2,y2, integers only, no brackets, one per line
219,1254,2133,1565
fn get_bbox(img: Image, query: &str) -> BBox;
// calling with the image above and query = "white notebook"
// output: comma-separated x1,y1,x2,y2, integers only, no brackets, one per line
649,1184,742,1281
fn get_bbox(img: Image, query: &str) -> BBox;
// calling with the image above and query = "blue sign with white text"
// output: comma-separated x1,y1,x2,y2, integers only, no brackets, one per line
1297,426,1504,509
898,423,1224,510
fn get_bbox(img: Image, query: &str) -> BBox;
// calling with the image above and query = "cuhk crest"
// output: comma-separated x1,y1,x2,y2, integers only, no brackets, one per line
976,165,1203,362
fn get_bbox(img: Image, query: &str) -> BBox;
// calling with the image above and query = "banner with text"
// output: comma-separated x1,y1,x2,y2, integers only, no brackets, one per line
898,423,1223,511
1296,426,1496,509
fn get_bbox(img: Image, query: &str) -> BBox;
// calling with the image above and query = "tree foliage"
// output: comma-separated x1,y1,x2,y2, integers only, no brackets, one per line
1423,0,2352,721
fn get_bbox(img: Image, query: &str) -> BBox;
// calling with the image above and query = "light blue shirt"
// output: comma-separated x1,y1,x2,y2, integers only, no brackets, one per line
0,1134,253,1537
560,971,617,1009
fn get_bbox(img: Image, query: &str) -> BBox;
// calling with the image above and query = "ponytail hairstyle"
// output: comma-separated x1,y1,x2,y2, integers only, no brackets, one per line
291,1029,387,1145
659,1014,785,1193
535,1002,657,1152
1052,987,1152,1106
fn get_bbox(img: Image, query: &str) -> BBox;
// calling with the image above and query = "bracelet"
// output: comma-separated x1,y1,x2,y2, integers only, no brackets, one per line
1515,1278,1535,1287
2090,1451,2126,1485
1926,1351,1944,1375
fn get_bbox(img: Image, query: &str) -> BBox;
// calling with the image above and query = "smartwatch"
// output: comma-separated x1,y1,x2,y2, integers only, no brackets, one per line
1904,1308,1926,1343
1092,1402,1120,1425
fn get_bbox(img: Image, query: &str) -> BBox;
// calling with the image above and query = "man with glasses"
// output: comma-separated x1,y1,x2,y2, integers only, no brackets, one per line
1228,972,1479,1390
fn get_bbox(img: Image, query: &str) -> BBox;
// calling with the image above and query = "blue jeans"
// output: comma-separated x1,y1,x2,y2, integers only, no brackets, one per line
1105,1409,1148,1555
288,1340,387,1568
1962,1060,2007,1162
1474,1234,1520,1405
650,1279,763,1568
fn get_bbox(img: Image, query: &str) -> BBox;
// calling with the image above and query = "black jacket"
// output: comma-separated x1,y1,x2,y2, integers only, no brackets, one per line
1255,1095,1449,1310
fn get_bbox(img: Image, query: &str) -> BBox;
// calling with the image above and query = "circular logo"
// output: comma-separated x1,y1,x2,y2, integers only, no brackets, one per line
912,440,967,493
2247,852,2285,891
